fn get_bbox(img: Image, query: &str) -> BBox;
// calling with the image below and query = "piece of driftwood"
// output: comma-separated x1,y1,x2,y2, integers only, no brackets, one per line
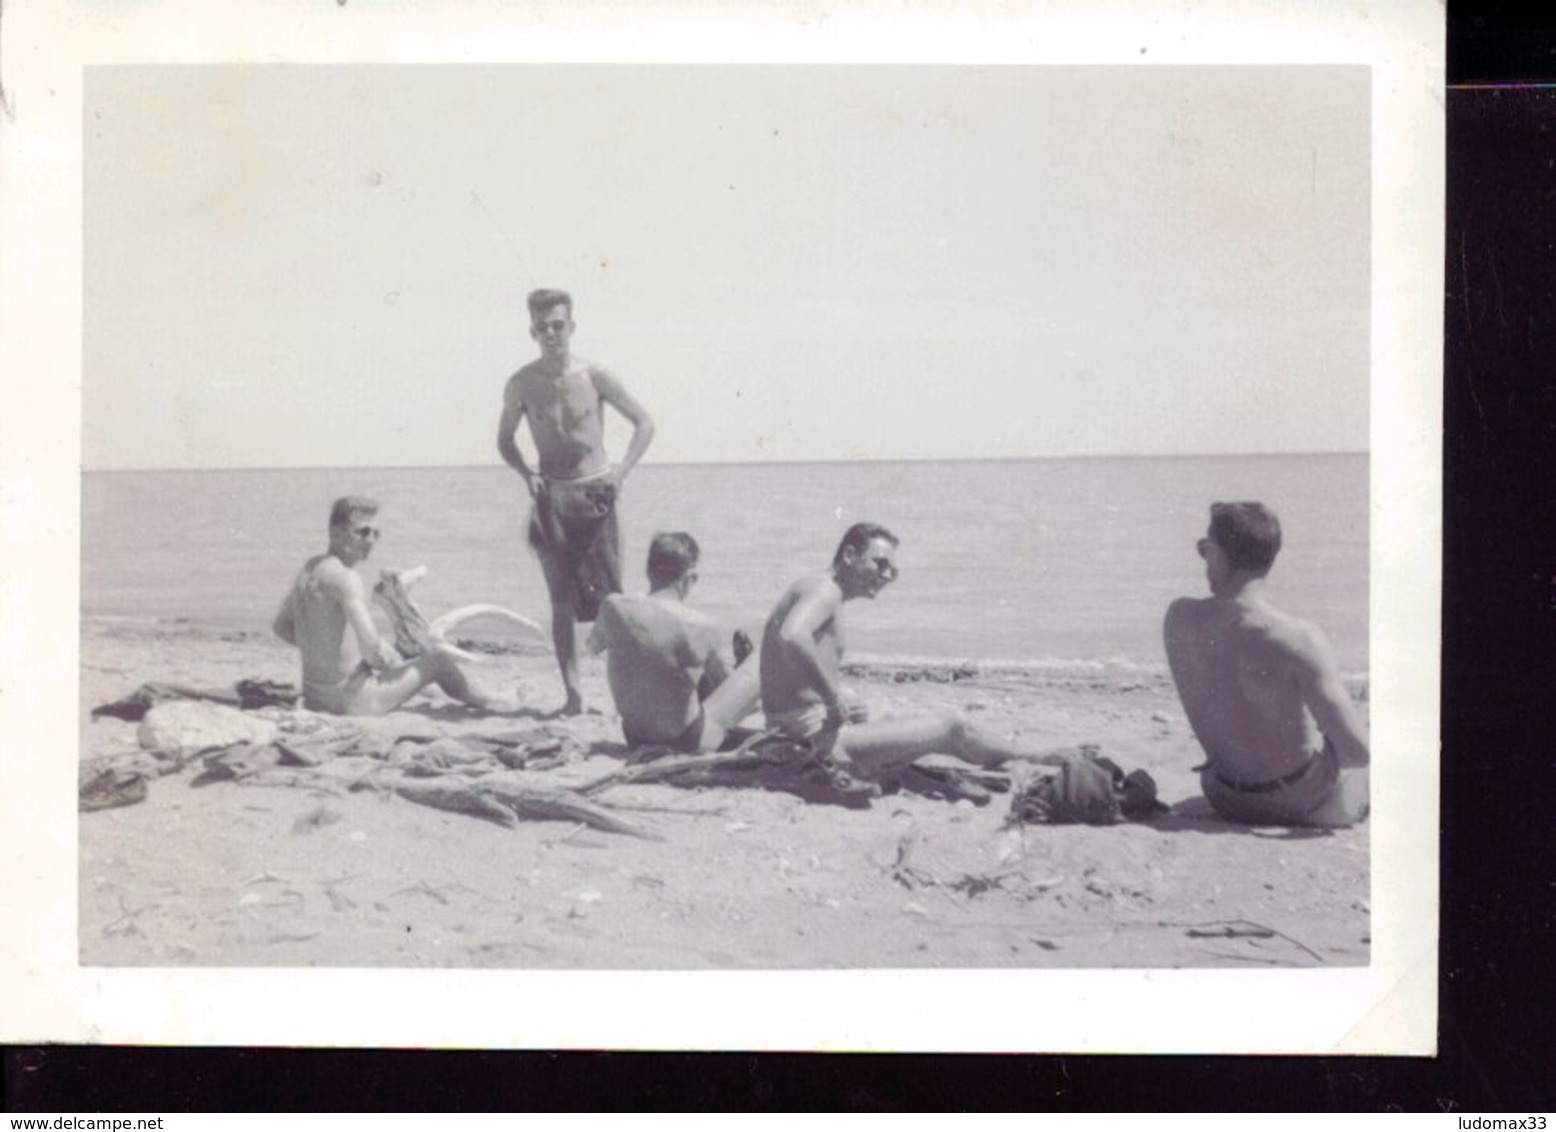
579,732,879,809
584,734,1006,809
880,762,1011,806
373,565,544,663
391,781,520,828
375,773,662,840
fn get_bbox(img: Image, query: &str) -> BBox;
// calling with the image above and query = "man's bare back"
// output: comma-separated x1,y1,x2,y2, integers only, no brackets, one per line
1165,598,1346,774
592,593,725,744
280,555,372,701
586,533,759,751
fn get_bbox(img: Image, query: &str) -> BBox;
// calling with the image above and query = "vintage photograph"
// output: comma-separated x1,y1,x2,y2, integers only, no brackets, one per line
0,0,1441,1054
79,64,1371,970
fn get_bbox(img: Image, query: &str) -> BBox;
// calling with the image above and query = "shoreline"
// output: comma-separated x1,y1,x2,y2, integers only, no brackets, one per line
81,614,1371,690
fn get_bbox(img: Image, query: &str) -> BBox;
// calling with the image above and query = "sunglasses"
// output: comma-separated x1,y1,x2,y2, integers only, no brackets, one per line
352,525,381,540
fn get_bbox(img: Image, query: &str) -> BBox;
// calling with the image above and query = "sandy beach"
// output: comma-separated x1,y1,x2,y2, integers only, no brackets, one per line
77,617,1369,971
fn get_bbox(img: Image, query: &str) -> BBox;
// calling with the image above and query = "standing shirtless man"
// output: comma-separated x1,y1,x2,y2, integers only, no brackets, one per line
1163,501,1370,827
586,532,760,752
497,288,656,715
273,496,504,716
759,522,1067,780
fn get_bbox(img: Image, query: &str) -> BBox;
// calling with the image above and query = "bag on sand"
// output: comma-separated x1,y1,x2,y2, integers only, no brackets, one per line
1010,746,1168,826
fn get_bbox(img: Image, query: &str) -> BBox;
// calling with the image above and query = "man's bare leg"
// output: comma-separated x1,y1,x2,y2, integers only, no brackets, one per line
345,649,503,716
834,712,1067,779
694,663,762,751
540,562,584,716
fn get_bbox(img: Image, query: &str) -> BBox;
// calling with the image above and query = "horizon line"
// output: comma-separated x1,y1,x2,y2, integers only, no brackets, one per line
82,450,1370,474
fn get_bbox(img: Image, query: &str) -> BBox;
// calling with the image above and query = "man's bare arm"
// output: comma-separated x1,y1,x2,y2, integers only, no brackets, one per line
1161,599,1210,703
584,601,612,657
700,640,733,691
593,369,656,485
1290,625,1370,768
327,566,397,671
272,585,298,646
496,380,538,491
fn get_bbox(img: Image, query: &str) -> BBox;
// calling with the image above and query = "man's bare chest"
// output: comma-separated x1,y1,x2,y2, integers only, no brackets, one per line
524,374,599,430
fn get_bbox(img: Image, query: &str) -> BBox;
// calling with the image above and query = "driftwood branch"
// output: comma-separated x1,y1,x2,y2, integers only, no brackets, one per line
379,772,662,841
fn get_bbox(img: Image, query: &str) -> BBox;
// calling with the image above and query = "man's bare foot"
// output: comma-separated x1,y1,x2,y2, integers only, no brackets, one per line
553,689,585,718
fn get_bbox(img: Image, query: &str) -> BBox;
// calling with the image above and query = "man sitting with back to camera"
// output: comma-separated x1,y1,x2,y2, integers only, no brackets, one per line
587,532,760,753
1163,501,1370,827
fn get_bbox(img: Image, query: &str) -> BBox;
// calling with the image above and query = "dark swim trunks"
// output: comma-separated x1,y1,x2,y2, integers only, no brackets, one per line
527,476,621,623
1201,740,1343,826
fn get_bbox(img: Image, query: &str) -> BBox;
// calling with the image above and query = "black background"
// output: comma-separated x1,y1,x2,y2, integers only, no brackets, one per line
8,4,1556,1112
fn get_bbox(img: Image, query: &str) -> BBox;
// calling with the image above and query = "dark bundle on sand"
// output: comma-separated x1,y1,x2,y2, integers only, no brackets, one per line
1009,746,1169,825
90,679,297,722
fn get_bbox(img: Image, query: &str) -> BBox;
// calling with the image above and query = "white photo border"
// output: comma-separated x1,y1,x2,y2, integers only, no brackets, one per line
0,0,1441,1053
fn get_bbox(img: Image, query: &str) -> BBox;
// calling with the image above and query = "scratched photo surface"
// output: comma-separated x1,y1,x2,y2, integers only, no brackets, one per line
6,1,1442,1052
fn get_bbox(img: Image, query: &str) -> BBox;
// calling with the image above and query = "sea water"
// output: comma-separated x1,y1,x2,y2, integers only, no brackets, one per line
80,455,1368,676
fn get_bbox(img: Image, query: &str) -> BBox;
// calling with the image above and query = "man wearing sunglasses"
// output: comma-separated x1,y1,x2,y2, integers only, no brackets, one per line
1163,501,1369,826
273,496,505,716
586,532,760,752
759,522,1067,781
497,287,657,717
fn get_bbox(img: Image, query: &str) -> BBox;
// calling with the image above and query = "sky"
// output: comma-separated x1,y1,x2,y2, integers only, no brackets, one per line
83,64,1370,469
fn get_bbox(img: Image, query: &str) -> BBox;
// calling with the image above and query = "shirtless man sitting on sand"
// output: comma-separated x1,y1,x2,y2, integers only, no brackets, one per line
273,496,505,716
759,522,1067,781
1163,501,1369,827
586,532,760,752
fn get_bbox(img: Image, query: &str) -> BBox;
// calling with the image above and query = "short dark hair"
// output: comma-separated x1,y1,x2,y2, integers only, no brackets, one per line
1209,501,1282,575
329,495,379,531
833,521,899,566
526,288,573,319
647,532,700,589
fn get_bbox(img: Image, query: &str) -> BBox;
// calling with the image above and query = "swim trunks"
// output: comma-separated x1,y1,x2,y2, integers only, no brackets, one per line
1201,740,1342,826
528,470,622,622
544,467,618,521
623,709,706,754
